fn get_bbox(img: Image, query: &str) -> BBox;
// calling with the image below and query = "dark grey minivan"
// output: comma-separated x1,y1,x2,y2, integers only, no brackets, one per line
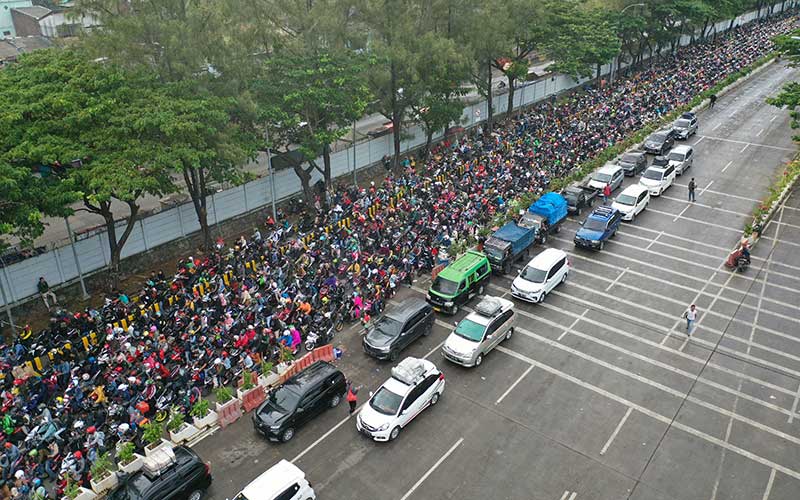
363,298,434,361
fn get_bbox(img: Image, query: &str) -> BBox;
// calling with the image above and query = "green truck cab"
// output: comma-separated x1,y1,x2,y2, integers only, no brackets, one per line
427,250,491,314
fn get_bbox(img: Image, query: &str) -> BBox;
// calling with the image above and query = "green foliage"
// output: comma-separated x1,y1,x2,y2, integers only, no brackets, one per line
90,451,115,480
215,386,234,404
65,479,81,500
240,370,255,391
167,412,186,432
142,421,164,446
279,345,295,364
116,441,136,465
190,400,210,419
261,360,274,375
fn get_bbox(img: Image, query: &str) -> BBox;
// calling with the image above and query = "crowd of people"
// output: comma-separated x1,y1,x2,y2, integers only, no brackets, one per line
0,12,795,499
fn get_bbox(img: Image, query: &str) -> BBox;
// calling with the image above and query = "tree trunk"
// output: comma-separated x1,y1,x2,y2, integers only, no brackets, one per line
322,143,333,190
89,198,140,290
486,59,494,133
390,60,402,172
506,75,516,116
183,166,212,251
701,17,710,40
293,161,315,206
424,128,434,159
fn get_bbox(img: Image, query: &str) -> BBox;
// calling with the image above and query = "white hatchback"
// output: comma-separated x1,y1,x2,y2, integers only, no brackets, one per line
638,165,676,196
611,184,650,221
510,248,569,303
356,357,445,442
233,459,315,500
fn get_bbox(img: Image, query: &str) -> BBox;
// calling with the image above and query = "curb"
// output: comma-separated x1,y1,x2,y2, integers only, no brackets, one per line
748,159,800,250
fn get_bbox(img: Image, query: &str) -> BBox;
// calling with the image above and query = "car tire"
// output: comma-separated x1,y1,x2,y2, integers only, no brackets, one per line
389,350,399,362
475,353,483,366
187,490,204,500
330,394,341,408
630,212,635,222
555,225,561,234
389,426,401,441
423,322,432,337
538,291,546,303
431,392,440,405
282,428,295,443
576,207,582,216
541,233,547,245
505,327,514,341
599,241,605,251
561,272,568,284
478,284,484,295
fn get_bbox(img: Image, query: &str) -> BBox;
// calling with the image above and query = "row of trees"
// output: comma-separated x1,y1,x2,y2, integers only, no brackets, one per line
0,0,790,288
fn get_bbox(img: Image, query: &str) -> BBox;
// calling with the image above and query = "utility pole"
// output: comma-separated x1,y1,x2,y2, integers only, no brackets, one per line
65,216,89,299
266,127,277,220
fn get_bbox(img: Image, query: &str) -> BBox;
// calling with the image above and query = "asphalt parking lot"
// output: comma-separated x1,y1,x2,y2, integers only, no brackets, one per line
194,60,800,500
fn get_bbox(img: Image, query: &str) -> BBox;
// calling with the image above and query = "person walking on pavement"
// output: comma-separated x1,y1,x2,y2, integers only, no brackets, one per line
602,183,612,205
709,94,717,108
346,382,359,415
688,178,696,202
683,304,698,337
37,277,57,311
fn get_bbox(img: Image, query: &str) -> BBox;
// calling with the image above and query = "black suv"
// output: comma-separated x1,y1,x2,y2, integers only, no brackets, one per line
617,151,647,176
363,298,434,361
253,361,346,442
643,130,675,155
109,446,211,500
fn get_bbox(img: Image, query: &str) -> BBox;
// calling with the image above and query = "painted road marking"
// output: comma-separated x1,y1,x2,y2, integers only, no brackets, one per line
645,231,663,250
700,180,714,196
710,379,744,500
399,437,464,500
695,134,796,152
712,122,722,131
558,311,587,341
770,115,777,122
647,207,741,233
694,136,705,146
721,160,734,172
292,402,368,463
665,264,722,347
495,345,800,482
559,492,578,500
740,143,750,153
600,407,633,456
495,365,534,405
659,194,748,217
604,267,629,291
672,182,760,202
423,340,446,360
789,384,800,425
761,469,776,500
672,204,691,222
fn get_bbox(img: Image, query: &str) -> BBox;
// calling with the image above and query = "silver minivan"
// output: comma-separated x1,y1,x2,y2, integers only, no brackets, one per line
441,297,515,367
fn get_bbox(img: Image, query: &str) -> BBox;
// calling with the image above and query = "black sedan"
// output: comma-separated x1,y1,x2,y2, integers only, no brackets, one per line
643,130,675,155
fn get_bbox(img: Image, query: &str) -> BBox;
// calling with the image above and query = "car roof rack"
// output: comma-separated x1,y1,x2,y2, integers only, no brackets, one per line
474,297,503,317
592,206,615,218
391,357,427,386
141,447,177,479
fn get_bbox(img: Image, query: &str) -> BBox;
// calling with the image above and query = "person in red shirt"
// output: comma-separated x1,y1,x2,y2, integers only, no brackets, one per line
603,183,612,205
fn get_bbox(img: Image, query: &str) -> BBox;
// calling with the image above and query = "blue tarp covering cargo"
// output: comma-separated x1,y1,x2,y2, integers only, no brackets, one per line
529,192,568,226
493,222,530,244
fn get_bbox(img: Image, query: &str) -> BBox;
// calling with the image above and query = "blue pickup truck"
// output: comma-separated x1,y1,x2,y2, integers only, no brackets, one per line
518,192,569,245
573,206,623,251
484,222,537,274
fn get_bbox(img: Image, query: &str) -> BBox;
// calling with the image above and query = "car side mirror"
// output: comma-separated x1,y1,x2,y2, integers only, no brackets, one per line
453,321,459,327
369,391,374,397
486,334,493,341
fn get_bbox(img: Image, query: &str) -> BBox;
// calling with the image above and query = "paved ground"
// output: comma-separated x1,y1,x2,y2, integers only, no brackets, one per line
192,60,800,500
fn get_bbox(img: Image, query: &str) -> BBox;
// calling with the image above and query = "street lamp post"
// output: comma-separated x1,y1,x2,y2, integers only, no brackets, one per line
352,120,357,186
64,216,89,299
610,3,646,84
265,127,277,220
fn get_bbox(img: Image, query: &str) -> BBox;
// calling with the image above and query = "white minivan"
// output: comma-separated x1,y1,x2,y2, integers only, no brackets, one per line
510,248,569,303
611,184,650,221
638,164,676,196
232,460,315,500
588,163,625,192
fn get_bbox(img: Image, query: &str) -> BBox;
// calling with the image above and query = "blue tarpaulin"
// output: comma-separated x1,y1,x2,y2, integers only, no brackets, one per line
529,192,568,226
493,222,530,243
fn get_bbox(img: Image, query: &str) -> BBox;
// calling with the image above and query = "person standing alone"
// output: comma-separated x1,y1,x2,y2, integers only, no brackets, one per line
602,183,612,205
683,304,698,337
37,277,57,311
346,382,359,415
688,178,696,202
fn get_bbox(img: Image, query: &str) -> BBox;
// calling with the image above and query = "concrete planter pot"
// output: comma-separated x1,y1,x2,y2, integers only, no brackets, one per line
238,385,266,412
169,423,200,444
118,453,144,474
90,470,118,494
65,486,98,500
275,362,291,376
144,438,174,457
258,372,280,389
193,409,218,429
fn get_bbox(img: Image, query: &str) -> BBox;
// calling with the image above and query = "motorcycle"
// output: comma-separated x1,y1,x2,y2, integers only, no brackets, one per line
304,326,335,352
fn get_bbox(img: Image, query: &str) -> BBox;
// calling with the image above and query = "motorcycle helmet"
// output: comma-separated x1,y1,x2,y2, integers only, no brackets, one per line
32,478,41,488
73,451,82,459
87,426,96,434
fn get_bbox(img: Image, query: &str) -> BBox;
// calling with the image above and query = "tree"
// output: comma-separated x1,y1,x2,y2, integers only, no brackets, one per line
251,50,372,202
767,29,800,142
545,2,621,79
0,48,175,287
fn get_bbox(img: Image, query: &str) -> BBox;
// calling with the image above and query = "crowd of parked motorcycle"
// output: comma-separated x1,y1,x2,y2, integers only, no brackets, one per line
0,11,794,500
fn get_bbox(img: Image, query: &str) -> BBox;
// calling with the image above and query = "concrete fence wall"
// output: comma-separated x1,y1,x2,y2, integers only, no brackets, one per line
0,2,788,308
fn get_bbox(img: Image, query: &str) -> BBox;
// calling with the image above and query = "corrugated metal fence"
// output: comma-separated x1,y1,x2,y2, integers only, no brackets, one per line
0,3,787,307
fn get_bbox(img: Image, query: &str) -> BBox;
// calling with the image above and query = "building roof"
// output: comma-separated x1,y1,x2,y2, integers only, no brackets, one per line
11,5,52,19
0,35,52,61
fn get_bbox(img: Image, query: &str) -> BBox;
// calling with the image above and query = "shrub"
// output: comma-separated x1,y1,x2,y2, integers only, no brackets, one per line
90,451,114,480
190,400,210,419
65,479,81,500
167,412,185,432
116,442,136,465
240,370,255,391
142,421,164,446
260,360,274,376
215,386,234,404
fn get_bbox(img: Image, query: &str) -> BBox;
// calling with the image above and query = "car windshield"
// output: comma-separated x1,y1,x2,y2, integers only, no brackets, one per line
453,318,486,341
668,152,685,161
592,172,612,183
621,154,639,163
674,119,691,128
110,474,150,500
650,133,666,142
563,192,578,203
431,276,459,296
616,194,637,206
583,218,607,232
267,384,301,412
370,386,404,415
371,317,402,339
521,265,548,283
642,169,663,181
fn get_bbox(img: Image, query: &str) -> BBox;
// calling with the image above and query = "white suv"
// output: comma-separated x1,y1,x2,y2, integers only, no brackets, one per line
233,459,315,500
639,165,676,196
356,357,445,442
442,296,515,367
612,184,650,221
511,248,569,303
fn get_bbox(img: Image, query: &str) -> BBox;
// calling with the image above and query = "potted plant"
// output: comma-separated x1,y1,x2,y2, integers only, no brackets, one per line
214,386,242,427
64,478,97,500
167,411,200,444
142,421,170,456
238,370,266,412
116,441,144,474
89,452,118,494
258,361,279,389
190,399,218,429
276,346,294,374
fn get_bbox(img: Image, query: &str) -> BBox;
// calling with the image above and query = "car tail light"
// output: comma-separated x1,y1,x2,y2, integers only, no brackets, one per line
205,463,211,476
438,373,445,381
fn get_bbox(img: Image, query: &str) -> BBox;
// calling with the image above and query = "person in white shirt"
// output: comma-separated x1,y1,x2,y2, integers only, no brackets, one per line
683,304,698,336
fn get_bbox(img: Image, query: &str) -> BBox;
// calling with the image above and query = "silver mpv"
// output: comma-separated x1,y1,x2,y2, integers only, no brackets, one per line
441,297,515,367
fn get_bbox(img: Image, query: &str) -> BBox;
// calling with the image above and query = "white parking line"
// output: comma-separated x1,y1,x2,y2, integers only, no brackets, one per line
600,407,633,455
495,365,534,405
647,207,742,233
495,345,800,482
664,263,722,347
291,402,366,464
770,115,778,122
695,134,796,152
672,205,691,222
761,469,776,500
399,438,464,500
694,136,705,146
700,180,714,195
558,310,587,341
721,160,734,172
645,231,663,250
756,128,765,137
559,491,578,500
659,194,749,217
423,340,446,360
604,267,629,291
710,379,744,500
713,122,723,131
672,183,760,202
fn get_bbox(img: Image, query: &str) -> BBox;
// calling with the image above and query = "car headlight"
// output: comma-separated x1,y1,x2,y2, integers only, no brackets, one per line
270,425,281,431
444,301,454,307
377,423,390,431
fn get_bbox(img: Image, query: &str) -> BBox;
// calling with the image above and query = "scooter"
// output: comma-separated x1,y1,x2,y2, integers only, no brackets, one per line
304,326,334,352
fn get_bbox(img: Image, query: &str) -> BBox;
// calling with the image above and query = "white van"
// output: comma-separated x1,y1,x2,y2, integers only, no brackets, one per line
638,164,676,196
588,164,625,192
510,248,569,303
611,184,650,221
232,460,315,500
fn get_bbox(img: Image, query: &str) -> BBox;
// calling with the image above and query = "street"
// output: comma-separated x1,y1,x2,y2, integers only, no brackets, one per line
193,60,800,500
